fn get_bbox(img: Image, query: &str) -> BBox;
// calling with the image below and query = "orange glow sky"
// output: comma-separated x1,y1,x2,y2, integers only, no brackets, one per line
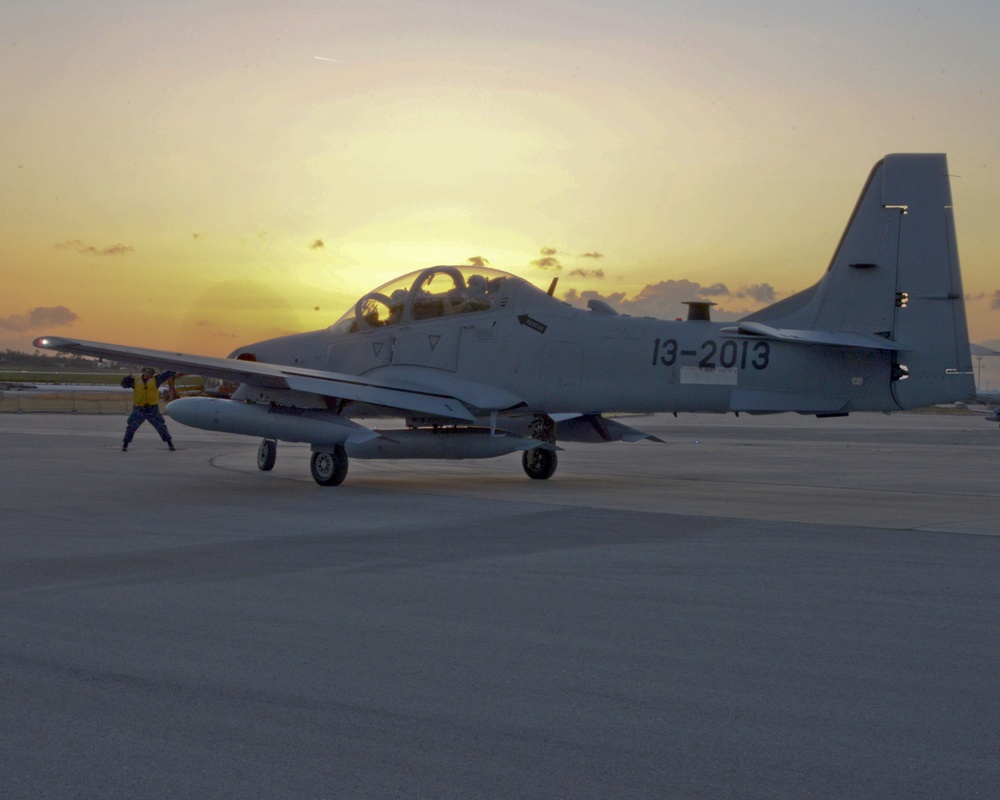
3,1,999,382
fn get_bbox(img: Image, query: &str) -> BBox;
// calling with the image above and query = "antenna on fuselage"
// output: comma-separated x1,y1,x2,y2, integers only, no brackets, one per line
547,277,558,296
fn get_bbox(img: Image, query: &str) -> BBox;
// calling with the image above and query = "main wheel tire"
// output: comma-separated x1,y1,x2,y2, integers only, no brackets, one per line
257,439,277,471
310,445,349,486
522,447,557,480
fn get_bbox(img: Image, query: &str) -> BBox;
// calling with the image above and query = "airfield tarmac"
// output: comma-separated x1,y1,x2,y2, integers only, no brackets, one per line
1,411,998,798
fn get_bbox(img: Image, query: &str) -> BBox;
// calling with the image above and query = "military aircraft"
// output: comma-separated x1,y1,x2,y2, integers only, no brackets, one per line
36,154,976,485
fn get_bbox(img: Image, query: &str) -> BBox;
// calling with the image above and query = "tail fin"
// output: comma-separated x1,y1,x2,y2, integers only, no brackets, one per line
742,153,975,408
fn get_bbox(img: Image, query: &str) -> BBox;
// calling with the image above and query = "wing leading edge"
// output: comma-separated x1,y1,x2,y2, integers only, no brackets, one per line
33,335,488,421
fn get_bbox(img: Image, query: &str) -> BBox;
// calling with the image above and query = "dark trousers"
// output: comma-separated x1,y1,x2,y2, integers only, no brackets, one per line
124,405,172,444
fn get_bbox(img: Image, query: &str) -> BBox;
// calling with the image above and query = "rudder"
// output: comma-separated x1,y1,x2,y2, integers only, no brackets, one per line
882,154,974,408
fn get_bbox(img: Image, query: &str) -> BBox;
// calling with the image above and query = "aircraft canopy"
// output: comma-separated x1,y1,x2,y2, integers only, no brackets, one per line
333,265,519,332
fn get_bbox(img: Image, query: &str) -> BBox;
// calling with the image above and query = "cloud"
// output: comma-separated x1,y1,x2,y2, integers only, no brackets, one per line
563,279,704,318
53,240,134,256
694,282,774,303
532,246,564,271
309,239,325,250
562,278,778,321
532,256,562,271
467,256,491,267
532,246,604,273
0,305,79,332
966,291,1000,309
737,283,776,304
700,282,730,296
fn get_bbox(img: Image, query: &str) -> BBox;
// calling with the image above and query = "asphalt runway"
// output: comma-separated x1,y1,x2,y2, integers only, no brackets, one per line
1,411,998,798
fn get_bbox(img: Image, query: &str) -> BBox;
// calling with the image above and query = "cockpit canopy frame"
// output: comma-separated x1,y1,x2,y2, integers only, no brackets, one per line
333,265,515,333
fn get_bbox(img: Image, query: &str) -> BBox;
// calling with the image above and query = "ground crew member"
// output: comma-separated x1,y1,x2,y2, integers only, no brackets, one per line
121,367,176,451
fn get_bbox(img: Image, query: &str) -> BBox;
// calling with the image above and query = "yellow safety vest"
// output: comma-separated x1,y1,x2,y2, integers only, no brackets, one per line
132,376,160,407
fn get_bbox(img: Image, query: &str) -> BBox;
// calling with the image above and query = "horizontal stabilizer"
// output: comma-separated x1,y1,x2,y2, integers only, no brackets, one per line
721,322,901,351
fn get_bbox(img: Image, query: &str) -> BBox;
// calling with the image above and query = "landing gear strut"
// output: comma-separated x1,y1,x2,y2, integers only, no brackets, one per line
310,445,349,486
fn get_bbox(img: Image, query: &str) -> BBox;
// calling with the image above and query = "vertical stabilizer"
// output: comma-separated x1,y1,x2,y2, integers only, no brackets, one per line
743,154,974,408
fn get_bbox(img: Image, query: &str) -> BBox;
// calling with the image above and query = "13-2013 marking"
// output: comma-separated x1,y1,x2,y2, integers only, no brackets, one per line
652,338,770,370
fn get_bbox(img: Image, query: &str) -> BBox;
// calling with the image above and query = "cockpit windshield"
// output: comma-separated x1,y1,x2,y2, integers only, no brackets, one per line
334,265,515,332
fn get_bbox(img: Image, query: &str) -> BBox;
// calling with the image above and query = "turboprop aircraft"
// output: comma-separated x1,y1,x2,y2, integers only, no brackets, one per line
36,154,976,485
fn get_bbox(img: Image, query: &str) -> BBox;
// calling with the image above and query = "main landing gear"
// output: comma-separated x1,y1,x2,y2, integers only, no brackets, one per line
258,438,552,485
257,438,349,486
257,439,277,471
522,447,557,480
310,445,349,486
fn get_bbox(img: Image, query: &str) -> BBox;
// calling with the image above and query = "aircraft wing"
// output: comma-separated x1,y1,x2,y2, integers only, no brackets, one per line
33,335,482,422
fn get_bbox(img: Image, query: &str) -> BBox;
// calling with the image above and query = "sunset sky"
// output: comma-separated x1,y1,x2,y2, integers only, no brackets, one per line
3,1,999,383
